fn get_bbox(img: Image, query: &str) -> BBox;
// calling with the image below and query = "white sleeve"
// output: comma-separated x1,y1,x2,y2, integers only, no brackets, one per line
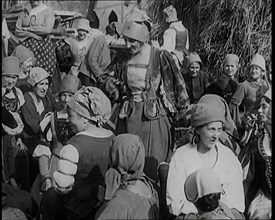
160,29,176,52
166,149,197,216
53,144,79,194
220,149,245,212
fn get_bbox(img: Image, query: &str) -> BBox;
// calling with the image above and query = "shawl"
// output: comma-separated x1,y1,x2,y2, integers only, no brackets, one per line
104,134,146,200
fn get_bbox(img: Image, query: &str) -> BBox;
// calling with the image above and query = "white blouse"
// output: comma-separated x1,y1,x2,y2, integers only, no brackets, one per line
166,142,245,216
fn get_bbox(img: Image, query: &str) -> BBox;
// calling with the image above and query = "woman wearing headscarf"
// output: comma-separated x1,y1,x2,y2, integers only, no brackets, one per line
106,18,189,182
238,89,272,219
18,67,52,191
229,54,270,133
182,52,214,104
40,86,115,220
166,102,245,219
95,134,159,219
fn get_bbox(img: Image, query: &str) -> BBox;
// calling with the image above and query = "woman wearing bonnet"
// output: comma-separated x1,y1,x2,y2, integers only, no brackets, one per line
40,86,115,220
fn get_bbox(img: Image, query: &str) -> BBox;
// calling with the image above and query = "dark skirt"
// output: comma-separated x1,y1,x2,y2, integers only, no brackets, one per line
116,101,173,182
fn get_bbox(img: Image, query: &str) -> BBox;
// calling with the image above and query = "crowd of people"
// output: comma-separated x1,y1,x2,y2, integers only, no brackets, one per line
2,1,271,220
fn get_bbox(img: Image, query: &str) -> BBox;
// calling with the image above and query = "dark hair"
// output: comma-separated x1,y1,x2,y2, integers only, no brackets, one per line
194,193,221,212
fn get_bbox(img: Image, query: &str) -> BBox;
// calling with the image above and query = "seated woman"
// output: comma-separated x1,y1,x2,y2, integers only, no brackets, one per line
95,133,159,220
182,52,214,104
238,89,271,219
166,102,245,219
40,86,115,220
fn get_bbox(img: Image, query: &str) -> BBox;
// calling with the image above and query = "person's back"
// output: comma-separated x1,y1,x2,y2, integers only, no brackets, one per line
96,179,158,219
95,134,159,220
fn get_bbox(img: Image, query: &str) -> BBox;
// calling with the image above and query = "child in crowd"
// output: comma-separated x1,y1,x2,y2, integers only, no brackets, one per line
211,54,240,104
184,167,237,219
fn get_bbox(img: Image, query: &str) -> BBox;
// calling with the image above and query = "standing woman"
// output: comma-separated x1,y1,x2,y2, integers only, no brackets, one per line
229,54,270,131
19,67,52,191
238,89,272,219
106,20,189,182
15,0,59,94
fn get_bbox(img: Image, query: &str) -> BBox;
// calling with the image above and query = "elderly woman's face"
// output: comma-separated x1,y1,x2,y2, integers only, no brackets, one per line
258,97,270,122
249,65,264,80
188,62,200,77
124,36,143,55
2,74,18,90
33,78,49,98
197,121,223,149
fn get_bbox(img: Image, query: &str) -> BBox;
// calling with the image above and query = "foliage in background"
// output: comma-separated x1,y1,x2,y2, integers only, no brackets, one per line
143,0,272,81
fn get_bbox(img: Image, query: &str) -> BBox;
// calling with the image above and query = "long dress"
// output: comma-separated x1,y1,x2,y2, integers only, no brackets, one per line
116,46,189,182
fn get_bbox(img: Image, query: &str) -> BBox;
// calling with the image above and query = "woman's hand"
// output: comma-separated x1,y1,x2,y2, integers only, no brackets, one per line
16,138,28,152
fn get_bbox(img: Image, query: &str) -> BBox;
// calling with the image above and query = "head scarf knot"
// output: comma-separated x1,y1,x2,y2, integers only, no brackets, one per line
67,86,111,127
104,134,146,200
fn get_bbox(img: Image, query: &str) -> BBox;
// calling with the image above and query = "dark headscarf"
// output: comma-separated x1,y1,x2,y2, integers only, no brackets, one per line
104,134,146,200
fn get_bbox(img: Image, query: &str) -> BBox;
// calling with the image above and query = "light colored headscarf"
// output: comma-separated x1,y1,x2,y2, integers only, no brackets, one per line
104,134,146,200
67,86,111,127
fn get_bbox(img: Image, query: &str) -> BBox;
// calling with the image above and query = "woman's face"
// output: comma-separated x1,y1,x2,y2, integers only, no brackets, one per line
59,92,73,107
2,74,18,90
258,97,270,122
249,65,264,80
197,121,223,149
77,29,88,40
223,63,238,78
33,78,49,98
124,36,143,55
67,107,86,133
188,62,200,77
